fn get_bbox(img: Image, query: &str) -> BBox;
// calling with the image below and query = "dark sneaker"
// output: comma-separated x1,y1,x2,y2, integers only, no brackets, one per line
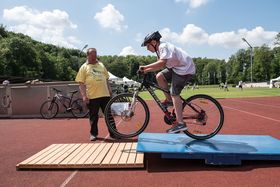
162,99,173,108
110,134,121,139
166,122,187,133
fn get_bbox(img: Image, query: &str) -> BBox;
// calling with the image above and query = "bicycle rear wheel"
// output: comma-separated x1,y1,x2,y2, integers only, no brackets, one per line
104,93,150,139
71,98,89,118
182,94,224,140
40,100,59,119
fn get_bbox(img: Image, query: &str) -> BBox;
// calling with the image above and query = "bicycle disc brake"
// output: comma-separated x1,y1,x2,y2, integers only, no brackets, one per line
120,110,134,121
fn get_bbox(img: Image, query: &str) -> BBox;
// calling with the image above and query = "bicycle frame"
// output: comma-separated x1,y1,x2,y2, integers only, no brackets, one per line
50,88,77,111
131,74,203,125
139,76,171,111
54,93,71,110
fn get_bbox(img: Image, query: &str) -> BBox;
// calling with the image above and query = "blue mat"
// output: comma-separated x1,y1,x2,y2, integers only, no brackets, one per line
137,133,280,165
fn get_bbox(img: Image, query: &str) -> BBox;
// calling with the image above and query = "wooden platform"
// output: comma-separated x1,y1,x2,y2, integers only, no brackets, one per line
16,142,144,169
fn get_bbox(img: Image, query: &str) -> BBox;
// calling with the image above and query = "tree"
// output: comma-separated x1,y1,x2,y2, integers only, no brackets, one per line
193,58,205,84
0,36,41,78
0,24,8,38
270,47,280,79
253,45,274,81
274,32,280,46
39,52,58,80
107,60,129,78
2,28,279,84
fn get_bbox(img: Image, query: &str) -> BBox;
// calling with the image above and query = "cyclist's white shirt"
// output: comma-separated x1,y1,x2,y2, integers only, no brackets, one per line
159,42,195,75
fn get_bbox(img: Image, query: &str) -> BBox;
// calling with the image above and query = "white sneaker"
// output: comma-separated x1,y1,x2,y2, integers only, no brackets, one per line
90,134,97,141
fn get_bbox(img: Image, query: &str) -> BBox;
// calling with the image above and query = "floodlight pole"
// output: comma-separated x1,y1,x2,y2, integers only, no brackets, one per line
242,38,253,83
80,44,88,55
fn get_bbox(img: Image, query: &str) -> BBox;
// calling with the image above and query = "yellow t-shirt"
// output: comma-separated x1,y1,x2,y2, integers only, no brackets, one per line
75,61,110,99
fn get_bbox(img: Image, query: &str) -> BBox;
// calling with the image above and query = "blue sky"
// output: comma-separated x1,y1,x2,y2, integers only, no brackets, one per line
1,0,279,61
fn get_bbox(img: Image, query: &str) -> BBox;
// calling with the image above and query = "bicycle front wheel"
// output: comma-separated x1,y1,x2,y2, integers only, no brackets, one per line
104,93,150,139
71,98,89,118
182,94,224,140
40,100,59,119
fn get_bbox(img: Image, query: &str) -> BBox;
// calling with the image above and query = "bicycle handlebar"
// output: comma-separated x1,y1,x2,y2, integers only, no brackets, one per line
52,88,78,95
137,67,145,76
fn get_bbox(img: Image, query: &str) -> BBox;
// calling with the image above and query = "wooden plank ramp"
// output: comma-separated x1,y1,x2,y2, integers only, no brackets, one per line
16,142,144,169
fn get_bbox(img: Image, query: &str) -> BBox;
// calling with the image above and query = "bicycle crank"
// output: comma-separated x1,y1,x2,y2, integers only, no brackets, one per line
163,112,176,125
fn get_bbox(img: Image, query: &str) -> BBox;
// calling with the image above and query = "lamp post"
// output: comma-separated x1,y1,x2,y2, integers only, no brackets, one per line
242,38,253,83
80,44,88,54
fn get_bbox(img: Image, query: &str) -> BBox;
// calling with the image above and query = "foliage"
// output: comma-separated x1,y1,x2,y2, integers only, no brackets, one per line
0,26,279,84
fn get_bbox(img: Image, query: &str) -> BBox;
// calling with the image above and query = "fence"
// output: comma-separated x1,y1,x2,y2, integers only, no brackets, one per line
0,81,81,118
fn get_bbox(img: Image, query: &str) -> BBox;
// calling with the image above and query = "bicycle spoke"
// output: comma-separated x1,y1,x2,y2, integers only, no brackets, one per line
105,93,150,138
183,95,224,140
71,99,88,118
40,100,59,119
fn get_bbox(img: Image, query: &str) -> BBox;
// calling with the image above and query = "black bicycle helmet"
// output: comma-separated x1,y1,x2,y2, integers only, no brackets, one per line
141,31,162,47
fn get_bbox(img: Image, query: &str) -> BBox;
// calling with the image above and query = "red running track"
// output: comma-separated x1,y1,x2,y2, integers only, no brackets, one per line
1,96,280,187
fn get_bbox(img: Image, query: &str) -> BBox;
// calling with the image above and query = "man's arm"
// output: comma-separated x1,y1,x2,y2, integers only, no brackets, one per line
140,59,167,73
107,80,113,97
78,82,89,104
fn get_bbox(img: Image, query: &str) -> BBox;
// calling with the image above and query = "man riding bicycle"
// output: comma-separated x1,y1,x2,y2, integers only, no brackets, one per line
139,31,196,133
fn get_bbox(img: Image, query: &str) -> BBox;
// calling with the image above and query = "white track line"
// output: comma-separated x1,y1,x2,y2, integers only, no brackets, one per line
223,105,280,123
227,99,280,109
60,170,78,187
60,120,122,187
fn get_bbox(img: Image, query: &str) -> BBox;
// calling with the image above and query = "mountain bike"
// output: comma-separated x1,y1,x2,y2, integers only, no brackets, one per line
104,72,224,140
40,88,88,119
1,95,11,108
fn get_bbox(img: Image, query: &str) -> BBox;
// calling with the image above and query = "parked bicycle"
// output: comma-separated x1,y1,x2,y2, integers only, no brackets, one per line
1,95,11,108
104,72,224,140
40,88,88,119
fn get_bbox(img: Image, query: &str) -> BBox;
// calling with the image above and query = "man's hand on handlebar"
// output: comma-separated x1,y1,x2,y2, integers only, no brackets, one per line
137,66,145,75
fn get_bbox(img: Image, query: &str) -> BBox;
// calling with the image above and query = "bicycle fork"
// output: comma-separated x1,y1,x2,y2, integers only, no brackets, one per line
126,90,139,117
47,98,56,110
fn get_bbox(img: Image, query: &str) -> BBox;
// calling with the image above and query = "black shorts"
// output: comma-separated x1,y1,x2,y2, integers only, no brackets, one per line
160,68,194,96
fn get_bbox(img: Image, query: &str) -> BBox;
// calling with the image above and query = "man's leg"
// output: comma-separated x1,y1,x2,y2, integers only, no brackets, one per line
88,98,101,136
167,72,193,133
156,70,172,101
166,94,187,133
171,95,183,123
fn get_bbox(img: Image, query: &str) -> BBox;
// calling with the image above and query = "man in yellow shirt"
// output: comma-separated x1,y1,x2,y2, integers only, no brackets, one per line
75,48,116,141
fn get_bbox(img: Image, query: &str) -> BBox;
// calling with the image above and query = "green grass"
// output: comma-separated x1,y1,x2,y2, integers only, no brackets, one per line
139,87,280,100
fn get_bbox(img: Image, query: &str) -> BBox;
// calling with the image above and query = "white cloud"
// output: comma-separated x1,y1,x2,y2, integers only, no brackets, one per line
161,24,208,44
175,0,209,10
208,26,278,48
160,24,278,48
94,4,127,31
3,6,80,48
119,46,137,56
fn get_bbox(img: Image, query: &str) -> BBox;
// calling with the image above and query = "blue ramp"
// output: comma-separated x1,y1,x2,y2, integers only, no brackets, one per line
137,133,280,165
